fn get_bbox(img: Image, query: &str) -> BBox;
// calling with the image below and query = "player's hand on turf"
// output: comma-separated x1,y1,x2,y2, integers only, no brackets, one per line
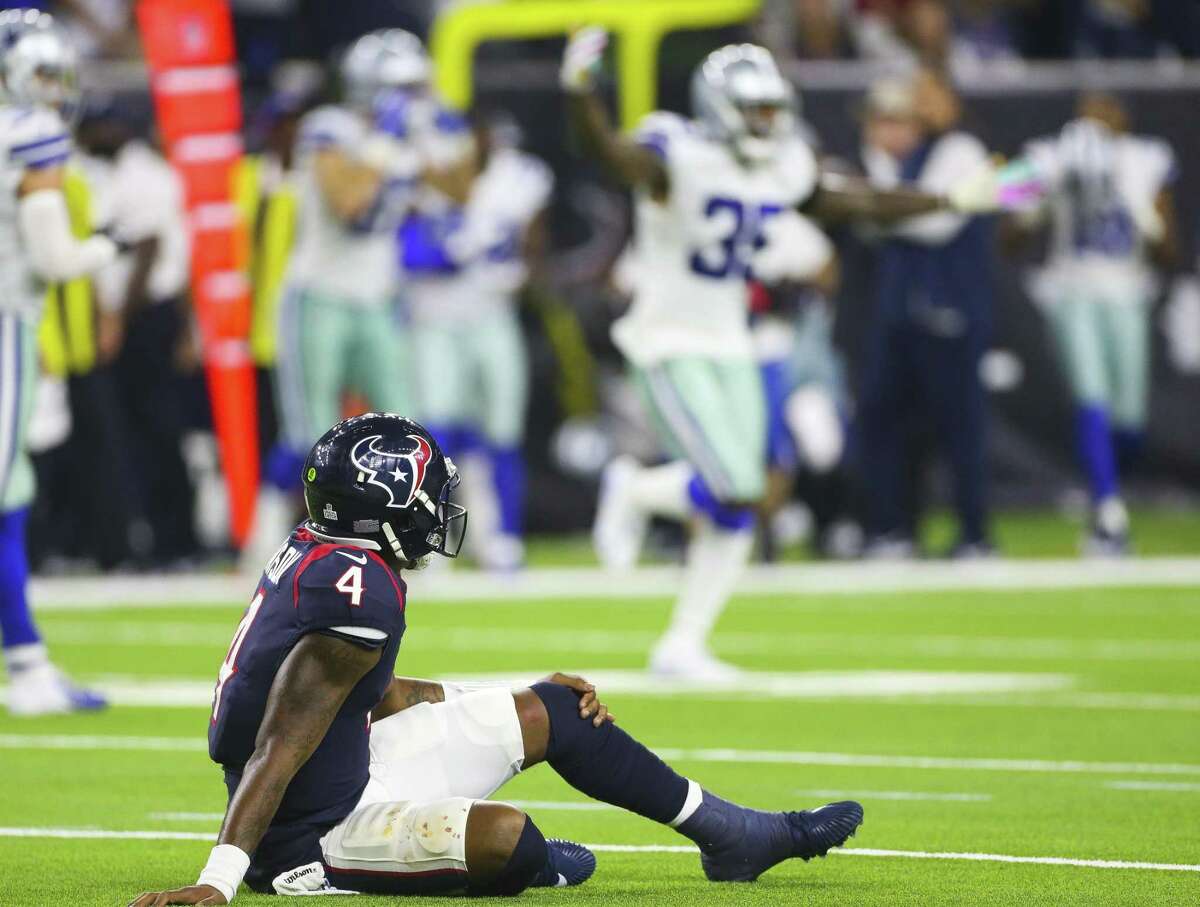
128,884,227,906
542,672,616,726
560,27,608,93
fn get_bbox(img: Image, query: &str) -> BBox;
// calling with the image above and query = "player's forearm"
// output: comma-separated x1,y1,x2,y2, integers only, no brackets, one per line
568,92,663,192
217,742,307,854
808,178,947,226
18,189,117,281
371,676,446,722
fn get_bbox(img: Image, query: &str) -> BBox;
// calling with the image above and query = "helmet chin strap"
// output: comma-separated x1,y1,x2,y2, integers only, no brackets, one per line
305,522,383,551
382,521,408,562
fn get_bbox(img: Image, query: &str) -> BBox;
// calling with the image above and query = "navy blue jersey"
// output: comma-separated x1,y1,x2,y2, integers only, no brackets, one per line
208,526,406,892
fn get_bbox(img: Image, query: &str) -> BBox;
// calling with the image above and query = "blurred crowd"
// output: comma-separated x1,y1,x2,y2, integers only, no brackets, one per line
757,0,1200,67
14,3,1200,579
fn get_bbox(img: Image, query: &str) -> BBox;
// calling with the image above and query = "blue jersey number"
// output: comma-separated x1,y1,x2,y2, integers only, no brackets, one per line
689,198,783,280
1071,205,1136,257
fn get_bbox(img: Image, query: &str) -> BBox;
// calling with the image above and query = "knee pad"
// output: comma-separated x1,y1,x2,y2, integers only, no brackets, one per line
321,797,474,886
686,475,755,531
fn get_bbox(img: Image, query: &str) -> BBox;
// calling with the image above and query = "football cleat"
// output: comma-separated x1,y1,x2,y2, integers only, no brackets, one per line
592,455,647,570
686,793,863,882
649,637,742,682
7,661,107,716
532,839,597,888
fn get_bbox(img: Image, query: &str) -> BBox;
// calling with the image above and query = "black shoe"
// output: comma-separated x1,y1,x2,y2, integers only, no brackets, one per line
692,794,864,882
531,839,597,887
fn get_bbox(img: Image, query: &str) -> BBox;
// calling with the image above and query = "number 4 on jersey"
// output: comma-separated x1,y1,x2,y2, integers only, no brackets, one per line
335,565,365,606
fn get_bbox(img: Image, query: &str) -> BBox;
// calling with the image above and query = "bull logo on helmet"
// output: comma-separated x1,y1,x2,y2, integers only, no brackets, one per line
350,434,432,509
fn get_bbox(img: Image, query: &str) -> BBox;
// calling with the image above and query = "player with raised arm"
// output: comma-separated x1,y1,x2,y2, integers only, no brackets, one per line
0,9,114,715
246,29,444,570
565,29,1002,678
1011,93,1178,556
128,413,863,904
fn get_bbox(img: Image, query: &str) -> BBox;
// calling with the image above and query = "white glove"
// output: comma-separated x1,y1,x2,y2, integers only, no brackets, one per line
560,27,608,93
359,133,421,180
947,163,1001,214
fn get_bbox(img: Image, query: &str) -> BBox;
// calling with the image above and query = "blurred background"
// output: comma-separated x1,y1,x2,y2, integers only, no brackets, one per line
18,0,1200,576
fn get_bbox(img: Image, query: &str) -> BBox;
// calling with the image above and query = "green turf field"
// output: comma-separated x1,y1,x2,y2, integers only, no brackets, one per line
2,571,1198,905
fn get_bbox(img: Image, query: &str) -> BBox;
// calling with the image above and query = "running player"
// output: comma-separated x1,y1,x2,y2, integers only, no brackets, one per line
246,29,434,569
0,9,112,714
565,30,1002,677
399,112,552,571
1014,93,1178,555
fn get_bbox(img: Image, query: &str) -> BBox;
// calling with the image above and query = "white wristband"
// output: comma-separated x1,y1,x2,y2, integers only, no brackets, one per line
196,844,250,903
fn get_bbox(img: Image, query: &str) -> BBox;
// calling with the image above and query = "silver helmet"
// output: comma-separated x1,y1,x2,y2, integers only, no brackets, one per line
0,9,79,117
341,29,430,110
691,44,797,163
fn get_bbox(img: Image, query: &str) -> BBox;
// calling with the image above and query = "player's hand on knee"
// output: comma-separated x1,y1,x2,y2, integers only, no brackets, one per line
541,672,616,726
128,884,227,906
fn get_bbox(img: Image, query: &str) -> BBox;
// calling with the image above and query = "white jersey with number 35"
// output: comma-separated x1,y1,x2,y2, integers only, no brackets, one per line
612,113,819,366
0,104,72,321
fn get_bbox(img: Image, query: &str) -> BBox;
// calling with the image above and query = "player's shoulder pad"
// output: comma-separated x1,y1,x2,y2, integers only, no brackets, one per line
297,105,364,154
494,148,554,205
777,134,820,203
632,110,692,161
1133,134,1178,186
292,544,406,640
3,105,70,171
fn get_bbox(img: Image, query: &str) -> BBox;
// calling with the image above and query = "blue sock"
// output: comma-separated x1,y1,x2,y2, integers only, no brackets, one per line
0,509,39,650
532,681,689,824
1075,405,1118,501
265,444,307,492
1114,428,1144,473
489,445,526,536
687,475,755,531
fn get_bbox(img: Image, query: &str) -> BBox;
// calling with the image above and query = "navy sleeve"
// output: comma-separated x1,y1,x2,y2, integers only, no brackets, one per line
293,549,406,647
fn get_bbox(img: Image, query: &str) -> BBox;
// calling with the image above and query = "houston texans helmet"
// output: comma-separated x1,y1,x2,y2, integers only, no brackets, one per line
302,414,467,569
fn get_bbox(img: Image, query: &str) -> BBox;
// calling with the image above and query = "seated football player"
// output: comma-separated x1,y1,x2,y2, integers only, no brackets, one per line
128,414,862,905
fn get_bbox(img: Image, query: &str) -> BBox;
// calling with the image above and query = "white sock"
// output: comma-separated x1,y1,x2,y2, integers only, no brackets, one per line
4,642,50,675
628,460,692,520
660,520,754,650
668,779,704,827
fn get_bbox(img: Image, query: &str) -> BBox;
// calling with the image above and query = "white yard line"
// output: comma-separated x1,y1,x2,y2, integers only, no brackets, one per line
37,621,1200,663
652,749,1200,777
1104,781,1200,792
796,789,992,802
0,670,1077,709
29,558,1200,609
0,827,1194,873
6,733,1200,777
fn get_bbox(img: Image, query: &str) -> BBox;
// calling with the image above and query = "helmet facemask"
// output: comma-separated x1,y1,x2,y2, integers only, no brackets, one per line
692,46,797,166
1,13,80,121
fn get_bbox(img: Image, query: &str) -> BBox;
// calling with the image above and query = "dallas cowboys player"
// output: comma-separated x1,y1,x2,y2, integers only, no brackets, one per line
248,29,437,570
565,30,1001,678
399,112,553,570
128,413,863,903
0,9,113,715
1015,93,1178,555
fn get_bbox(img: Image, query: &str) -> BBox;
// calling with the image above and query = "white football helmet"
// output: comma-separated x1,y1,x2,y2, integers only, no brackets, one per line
691,44,797,164
0,9,79,117
341,28,430,110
